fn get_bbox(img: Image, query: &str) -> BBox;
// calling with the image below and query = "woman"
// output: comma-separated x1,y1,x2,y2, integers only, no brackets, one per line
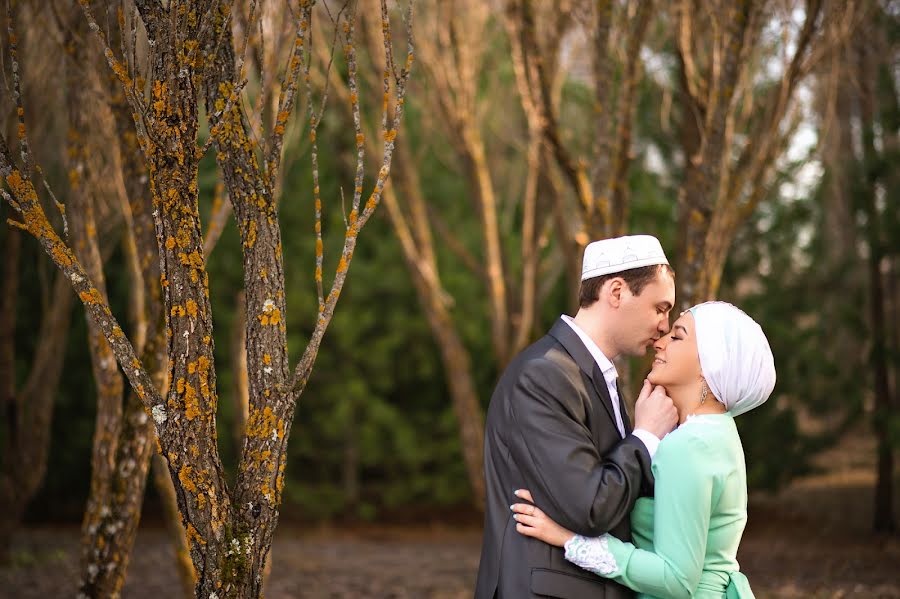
510,301,775,598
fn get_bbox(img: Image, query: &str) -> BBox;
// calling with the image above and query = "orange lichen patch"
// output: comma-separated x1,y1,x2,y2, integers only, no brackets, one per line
246,406,277,440
309,130,316,143
184,383,200,420
383,129,397,143
79,288,104,304
165,236,176,250
152,80,167,116
187,361,197,374
196,493,206,510
178,251,204,269
178,465,197,493
171,304,186,317
336,257,348,274
275,459,287,494
245,220,257,248
105,49,132,87
197,356,212,400
263,354,271,365
186,523,206,546
160,274,169,288
176,226,193,248
186,299,199,318
257,308,281,326
112,326,125,338
365,194,377,212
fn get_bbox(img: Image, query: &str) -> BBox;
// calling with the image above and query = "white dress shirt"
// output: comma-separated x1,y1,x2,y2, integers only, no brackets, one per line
562,315,660,458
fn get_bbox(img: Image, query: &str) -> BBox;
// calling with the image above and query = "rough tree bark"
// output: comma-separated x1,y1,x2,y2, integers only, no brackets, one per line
1,2,413,597
675,0,861,307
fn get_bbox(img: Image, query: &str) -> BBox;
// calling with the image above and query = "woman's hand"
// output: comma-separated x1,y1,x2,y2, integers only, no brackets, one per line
511,489,576,548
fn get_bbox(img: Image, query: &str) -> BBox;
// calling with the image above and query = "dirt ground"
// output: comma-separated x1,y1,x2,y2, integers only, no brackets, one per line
2,470,899,598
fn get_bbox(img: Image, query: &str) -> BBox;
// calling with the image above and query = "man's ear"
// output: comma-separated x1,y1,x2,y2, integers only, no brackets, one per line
607,278,625,307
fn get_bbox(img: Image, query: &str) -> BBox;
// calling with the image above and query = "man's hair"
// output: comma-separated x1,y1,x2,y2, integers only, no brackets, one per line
579,263,675,308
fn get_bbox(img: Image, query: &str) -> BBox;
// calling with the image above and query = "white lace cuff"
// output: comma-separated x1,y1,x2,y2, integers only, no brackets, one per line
564,534,619,577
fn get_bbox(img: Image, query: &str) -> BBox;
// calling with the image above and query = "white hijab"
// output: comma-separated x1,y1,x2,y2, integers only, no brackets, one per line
688,301,776,417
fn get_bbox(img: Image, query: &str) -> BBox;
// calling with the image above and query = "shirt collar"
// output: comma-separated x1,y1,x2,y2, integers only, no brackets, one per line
561,315,618,385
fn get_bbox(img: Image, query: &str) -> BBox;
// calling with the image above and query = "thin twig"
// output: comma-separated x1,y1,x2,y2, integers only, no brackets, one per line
6,2,35,178
265,0,314,180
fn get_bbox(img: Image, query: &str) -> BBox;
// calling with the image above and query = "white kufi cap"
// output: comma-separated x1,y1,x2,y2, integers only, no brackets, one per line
581,235,669,281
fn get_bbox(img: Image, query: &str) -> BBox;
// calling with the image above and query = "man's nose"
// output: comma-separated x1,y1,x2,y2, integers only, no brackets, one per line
658,317,671,334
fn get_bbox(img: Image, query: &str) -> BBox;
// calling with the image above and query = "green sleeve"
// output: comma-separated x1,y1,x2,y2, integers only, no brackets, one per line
564,428,714,599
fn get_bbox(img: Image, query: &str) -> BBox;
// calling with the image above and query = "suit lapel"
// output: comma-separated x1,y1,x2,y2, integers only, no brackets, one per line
548,318,618,436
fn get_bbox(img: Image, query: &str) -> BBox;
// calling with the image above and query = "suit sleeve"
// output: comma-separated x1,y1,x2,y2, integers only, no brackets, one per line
507,358,653,537
563,430,714,598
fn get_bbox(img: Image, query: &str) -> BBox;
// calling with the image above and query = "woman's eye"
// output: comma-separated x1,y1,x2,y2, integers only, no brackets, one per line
670,335,681,341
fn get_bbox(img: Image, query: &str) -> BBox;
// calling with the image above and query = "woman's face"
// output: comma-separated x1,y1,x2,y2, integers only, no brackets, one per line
647,312,703,388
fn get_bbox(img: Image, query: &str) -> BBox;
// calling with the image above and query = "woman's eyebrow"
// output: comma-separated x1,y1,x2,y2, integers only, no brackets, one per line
673,324,688,335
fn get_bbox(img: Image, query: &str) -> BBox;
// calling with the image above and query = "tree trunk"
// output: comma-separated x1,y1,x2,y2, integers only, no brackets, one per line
676,1,752,307
0,272,73,563
0,218,20,565
382,182,487,510
3,2,412,595
857,24,896,534
152,454,196,598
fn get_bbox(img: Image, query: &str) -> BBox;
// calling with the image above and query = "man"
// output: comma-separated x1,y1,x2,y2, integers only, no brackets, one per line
474,235,679,599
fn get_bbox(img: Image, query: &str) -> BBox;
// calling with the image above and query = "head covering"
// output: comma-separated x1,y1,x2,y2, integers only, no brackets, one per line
582,235,669,281
687,301,776,417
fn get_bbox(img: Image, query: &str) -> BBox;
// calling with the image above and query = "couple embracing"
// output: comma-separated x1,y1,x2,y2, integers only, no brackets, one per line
474,235,775,599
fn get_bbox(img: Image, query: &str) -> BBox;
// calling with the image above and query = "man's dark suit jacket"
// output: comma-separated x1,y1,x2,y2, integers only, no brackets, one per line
474,318,655,599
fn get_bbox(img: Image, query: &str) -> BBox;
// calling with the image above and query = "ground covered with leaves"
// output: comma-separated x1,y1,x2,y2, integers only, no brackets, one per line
3,470,899,598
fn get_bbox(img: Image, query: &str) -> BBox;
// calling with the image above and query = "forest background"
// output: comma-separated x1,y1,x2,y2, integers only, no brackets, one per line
0,0,898,597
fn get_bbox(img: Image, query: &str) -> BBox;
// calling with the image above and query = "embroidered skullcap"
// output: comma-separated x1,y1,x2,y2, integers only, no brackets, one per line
581,235,669,281
688,301,776,417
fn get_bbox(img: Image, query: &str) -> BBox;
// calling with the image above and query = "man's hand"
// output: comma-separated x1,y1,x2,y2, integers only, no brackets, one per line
511,489,575,548
634,380,678,438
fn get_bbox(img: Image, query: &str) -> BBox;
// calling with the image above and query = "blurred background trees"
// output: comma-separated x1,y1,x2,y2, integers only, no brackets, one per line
0,2,897,590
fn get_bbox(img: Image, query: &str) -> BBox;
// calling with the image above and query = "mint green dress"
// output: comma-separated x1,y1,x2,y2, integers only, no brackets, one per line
564,413,755,598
